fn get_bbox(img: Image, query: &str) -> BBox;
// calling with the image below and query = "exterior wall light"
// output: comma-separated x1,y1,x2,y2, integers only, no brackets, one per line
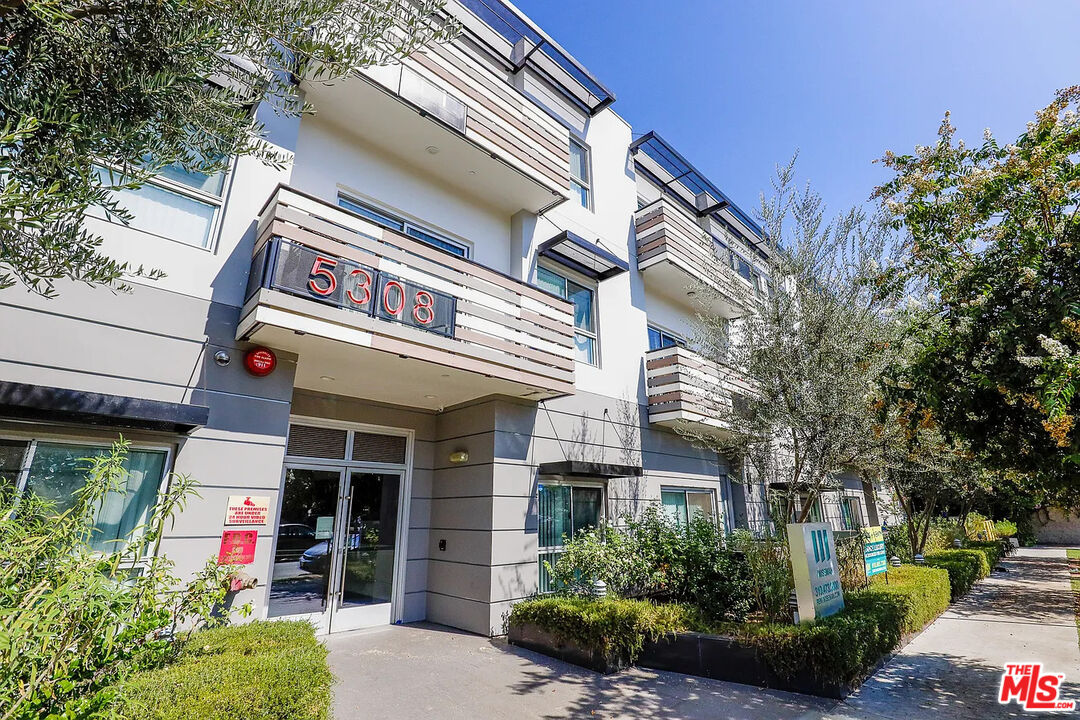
448,450,469,464
214,350,231,367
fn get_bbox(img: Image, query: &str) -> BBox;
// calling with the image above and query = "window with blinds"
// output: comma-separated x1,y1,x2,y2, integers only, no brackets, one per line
352,432,407,464
285,424,408,466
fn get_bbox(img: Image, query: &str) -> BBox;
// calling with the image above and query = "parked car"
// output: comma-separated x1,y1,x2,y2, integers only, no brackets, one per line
274,523,318,563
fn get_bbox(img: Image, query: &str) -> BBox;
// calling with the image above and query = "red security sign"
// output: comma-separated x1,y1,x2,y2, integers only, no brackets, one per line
270,240,455,337
217,530,257,565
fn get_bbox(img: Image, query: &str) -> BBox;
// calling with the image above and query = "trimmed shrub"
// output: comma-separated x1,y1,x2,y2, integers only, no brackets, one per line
508,596,698,662
119,621,332,720
967,540,1006,568
924,549,991,600
994,520,1018,538
549,507,753,622
727,565,949,686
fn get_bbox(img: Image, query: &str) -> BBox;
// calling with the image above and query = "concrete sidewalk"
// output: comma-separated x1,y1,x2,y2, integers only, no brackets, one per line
827,546,1080,719
325,547,1079,719
326,622,832,719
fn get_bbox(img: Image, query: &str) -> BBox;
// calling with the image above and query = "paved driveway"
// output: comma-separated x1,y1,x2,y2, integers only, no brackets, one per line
327,623,833,719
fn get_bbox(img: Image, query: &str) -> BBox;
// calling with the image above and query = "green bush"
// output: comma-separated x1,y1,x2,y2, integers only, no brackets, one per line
924,549,991,599
508,596,698,662
967,540,1005,569
549,507,753,622
0,440,242,719
882,519,962,562
728,530,794,622
119,621,332,720
726,565,949,686
994,520,1018,538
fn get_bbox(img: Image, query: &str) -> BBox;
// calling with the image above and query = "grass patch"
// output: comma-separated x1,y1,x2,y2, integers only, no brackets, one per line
118,621,332,720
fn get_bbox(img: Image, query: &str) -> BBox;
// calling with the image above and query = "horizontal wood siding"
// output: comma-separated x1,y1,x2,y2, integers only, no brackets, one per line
635,197,755,301
386,39,571,197
243,187,576,396
644,346,754,429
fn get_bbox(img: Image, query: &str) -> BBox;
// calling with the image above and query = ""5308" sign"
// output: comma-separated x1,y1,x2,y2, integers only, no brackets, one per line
271,240,455,337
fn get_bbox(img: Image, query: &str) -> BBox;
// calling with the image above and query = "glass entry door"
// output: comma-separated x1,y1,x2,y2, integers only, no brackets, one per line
330,471,401,632
268,466,403,632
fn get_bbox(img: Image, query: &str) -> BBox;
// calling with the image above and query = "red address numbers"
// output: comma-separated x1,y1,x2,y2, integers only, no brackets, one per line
307,254,441,327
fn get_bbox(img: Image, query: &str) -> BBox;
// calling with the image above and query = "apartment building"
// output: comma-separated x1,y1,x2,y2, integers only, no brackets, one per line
0,0,879,636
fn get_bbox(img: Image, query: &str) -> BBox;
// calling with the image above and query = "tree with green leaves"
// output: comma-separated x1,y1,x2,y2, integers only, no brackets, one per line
0,0,457,296
681,161,903,524
876,86,1080,499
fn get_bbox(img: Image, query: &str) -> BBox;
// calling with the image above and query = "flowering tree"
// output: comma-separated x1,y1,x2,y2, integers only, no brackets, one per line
876,86,1080,500
680,161,903,524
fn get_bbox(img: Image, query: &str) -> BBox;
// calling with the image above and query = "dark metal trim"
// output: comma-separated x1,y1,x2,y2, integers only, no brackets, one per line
0,382,209,434
538,230,629,281
538,460,643,478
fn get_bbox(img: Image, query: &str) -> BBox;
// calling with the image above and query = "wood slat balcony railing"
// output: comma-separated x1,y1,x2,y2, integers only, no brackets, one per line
635,196,762,304
239,186,576,399
645,345,754,431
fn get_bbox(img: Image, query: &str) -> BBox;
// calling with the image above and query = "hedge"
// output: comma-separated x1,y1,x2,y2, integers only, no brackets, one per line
726,565,950,686
118,621,332,720
924,549,991,600
967,540,1006,569
507,596,699,662
512,566,950,688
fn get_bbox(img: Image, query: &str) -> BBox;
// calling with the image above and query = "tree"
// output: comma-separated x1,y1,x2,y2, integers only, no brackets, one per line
680,161,902,524
876,87,1080,493
0,0,457,296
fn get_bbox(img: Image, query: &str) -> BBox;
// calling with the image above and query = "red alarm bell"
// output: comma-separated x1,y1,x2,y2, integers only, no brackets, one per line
243,347,277,377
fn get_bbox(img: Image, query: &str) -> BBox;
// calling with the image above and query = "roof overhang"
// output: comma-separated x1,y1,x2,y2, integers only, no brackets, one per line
538,231,629,281
538,460,643,478
0,382,209,434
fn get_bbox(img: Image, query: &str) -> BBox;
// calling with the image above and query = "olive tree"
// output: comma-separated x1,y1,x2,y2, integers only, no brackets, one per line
0,0,457,296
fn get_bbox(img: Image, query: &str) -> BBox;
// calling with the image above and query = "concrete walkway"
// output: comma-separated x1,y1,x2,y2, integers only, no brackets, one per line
827,546,1080,719
325,547,1079,719
326,623,832,719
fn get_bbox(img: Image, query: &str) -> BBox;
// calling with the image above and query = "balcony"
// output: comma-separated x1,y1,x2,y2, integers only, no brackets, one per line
239,187,575,410
645,346,753,433
302,28,573,215
635,197,762,314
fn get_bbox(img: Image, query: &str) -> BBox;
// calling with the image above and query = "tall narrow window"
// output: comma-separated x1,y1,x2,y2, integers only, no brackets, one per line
569,137,591,209
93,162,229,249
841,497,863,531
537,483,603,593
536,265,597,365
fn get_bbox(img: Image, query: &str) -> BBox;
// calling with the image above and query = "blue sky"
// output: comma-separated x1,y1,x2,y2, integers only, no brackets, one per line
513,0,1080,219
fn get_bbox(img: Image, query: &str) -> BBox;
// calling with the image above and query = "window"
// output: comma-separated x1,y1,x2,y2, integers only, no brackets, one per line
537,483,603,593
841,497,863,531
791,494,824,523
569,137,591,209
337,195,469,258
647,326,686,351
536,265,597,365
1,439,167,553
661,489,715,527
93,162,229,248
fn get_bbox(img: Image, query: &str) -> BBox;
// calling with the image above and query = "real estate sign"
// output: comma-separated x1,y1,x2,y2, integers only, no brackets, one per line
787,522,844,623
863,525,888,578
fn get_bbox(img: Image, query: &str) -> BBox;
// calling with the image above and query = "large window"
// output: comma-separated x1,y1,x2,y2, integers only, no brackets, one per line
536,265,597,365
1,438,167,553
94,162,229,248
647,326,686,351
569,137,591,209
338,195,469,258
841,496,863,531
661,488,715,527
537,483,603,593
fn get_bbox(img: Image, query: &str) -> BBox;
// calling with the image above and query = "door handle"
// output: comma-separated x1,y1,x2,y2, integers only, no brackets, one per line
337,488,355,602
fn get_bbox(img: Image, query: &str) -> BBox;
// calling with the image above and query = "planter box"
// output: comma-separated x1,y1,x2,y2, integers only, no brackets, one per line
507,622,856,698
507,622,629,674
639,632,855,699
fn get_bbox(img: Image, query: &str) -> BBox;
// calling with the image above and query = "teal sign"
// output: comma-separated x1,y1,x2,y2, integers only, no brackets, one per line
863,526,888,577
